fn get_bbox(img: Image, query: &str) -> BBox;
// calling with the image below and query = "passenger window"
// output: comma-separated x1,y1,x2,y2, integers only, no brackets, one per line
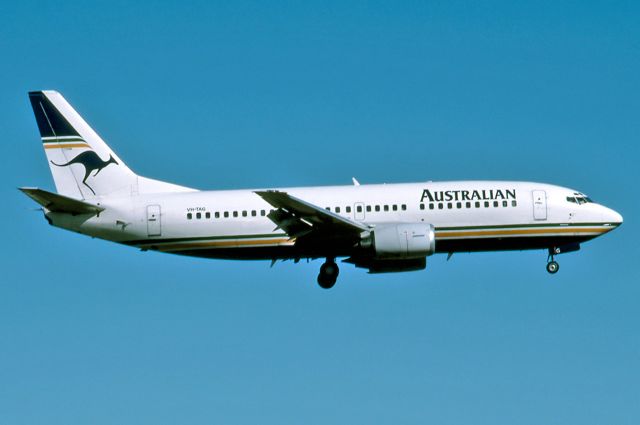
512,200,517,207
187,213,192,220
475,202,480,208
429,204,434,210
261,210,266,216
366,206,372,212
438,203,443,210
484,201,489,208
502,200,508,207
233,211,238,217
401,204,407,211
493,201,499,207
215,212,220,218
346,206,352,213
447,203,453,209
456,202,462,209
205,212,211,219
196,212,202,219
384,205,389,212
325,207,330,211
357,205,362,213
251,210,257,217
420,203,425,210
336,207,341,213
242,211,247,217
224,211,229,218
375,205,380,212
392,205,398,211
466,202,471,208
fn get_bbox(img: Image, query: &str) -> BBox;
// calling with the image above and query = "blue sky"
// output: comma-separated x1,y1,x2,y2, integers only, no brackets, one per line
1,1,639,424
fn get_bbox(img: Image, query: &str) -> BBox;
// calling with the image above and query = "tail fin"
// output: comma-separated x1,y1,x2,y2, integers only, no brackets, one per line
29,90,138,199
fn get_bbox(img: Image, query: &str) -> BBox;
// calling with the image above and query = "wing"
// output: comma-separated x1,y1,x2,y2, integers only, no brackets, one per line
254,190,369,240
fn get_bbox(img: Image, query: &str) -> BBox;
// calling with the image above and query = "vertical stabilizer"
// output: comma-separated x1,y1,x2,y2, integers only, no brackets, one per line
29,91,137,199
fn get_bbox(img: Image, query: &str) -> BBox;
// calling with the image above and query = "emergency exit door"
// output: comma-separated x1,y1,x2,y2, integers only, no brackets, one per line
532,190,547,220
147,205,162,236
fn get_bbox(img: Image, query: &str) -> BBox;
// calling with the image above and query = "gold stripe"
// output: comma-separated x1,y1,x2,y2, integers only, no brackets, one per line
157,238,293,251
437,227,609,238
44,143,90,149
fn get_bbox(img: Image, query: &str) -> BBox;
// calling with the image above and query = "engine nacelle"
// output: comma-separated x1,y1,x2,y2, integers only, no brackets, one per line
368,223,436,259
367,258,427,274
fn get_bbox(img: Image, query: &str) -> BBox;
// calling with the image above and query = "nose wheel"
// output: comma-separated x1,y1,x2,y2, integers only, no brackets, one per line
317,258,339,289
546,248,560,274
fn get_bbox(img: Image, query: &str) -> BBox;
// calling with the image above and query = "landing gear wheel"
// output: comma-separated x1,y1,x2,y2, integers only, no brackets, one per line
317,259,339,289
546,261,559,274
546,247,560,275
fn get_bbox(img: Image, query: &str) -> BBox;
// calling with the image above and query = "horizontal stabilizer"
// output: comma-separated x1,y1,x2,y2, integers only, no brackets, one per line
19,187,104,215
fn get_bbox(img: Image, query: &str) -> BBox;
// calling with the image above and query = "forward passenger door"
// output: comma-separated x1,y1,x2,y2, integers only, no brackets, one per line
532,190,547,220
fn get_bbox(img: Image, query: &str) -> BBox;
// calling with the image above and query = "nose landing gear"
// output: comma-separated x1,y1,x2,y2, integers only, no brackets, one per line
317,258,339,289
546,247,560,274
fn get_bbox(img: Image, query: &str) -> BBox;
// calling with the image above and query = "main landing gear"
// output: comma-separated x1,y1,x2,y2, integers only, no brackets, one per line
546,247,560,274
317,258,339,289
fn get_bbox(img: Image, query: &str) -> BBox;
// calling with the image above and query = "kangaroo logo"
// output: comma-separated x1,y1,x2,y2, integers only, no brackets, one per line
51,151,118,195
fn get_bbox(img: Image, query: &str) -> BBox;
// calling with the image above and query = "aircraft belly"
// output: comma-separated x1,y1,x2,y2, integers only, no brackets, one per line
436,235,596,253
152,234,598,259
171,245,300,260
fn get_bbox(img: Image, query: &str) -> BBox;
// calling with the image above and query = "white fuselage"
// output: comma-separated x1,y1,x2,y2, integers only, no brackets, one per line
48,180,622,261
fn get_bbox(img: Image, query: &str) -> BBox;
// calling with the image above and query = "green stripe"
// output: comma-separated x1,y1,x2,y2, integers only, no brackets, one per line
124,233,289,246
42,137,86,144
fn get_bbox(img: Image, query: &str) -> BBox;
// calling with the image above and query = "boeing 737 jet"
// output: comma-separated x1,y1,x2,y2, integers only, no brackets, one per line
21,91,623,288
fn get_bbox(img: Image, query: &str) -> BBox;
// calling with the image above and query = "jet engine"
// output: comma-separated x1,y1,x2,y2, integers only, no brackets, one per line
360,223,436,259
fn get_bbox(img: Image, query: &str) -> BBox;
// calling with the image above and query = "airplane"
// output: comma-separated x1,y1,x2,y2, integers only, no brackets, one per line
21,90,623,289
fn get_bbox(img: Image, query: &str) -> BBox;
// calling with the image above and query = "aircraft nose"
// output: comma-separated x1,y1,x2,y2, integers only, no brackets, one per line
602,206,623,226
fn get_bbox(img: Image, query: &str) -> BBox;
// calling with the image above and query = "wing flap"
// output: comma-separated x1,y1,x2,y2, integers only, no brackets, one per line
19,187,104,215
267,208,314,238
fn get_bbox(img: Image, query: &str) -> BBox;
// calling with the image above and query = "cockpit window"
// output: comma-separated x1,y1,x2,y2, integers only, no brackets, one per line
567,193,594,205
